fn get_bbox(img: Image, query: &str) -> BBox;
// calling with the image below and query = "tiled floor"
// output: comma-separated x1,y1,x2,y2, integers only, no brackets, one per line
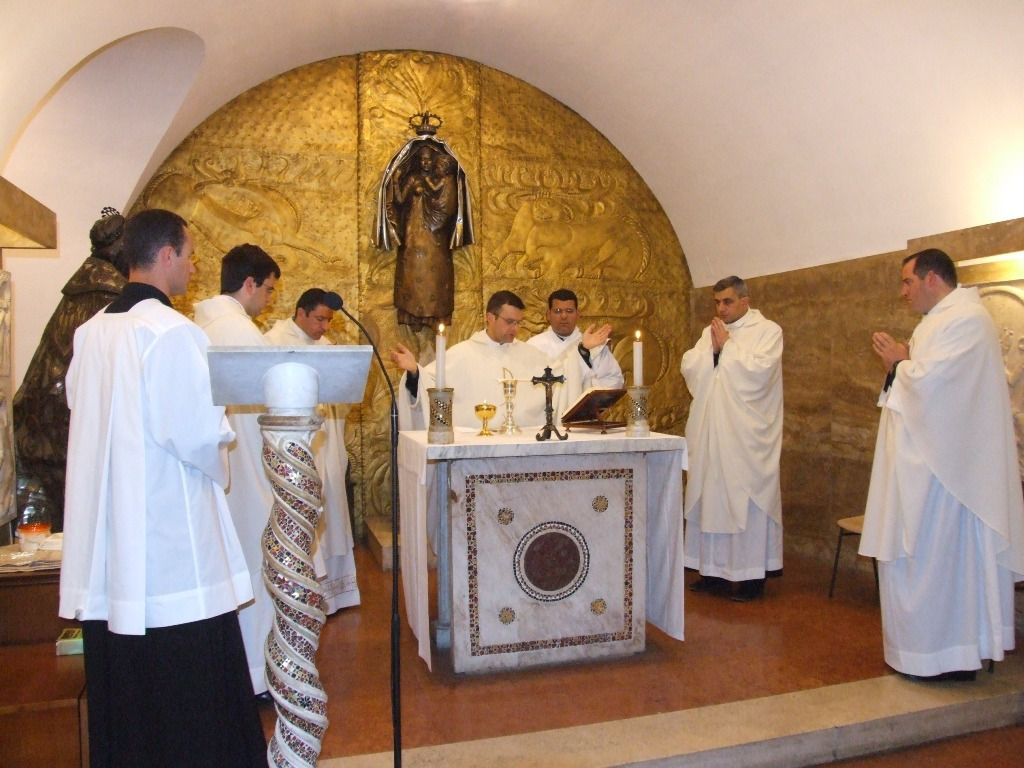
3,540,1020,767
258,542,1022,765
821,724,1024,768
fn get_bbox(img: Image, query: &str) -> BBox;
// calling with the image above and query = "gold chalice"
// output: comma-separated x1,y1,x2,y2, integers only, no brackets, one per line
474,401,497,436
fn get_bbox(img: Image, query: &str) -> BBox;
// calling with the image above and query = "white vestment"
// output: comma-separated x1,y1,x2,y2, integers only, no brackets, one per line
527,326,625,390
194,295,277,692
860,286,1024,675
265,317,360,613
60,297,252,634
397,329,583,431
680,308,784,580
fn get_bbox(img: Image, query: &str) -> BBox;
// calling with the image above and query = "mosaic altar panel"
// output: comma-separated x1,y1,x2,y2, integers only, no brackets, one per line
450,452,646,672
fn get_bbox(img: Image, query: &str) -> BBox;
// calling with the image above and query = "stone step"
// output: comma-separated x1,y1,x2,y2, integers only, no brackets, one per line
320,652,1024,768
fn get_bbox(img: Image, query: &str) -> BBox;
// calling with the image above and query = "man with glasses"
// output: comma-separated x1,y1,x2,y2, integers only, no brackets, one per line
527,288,624,391
390,289,582,429
193,243,281,699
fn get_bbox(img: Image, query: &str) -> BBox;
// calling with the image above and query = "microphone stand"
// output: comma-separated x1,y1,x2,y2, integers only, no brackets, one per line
338,303,402,768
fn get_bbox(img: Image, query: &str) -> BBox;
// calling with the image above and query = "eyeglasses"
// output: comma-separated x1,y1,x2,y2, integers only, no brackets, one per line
495,315,523,328
550,308,577,316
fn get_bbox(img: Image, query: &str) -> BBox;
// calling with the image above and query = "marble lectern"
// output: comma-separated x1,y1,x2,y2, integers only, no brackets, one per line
208,346,371,768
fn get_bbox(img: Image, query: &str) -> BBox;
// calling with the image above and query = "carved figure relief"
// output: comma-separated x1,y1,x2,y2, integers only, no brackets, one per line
515,197,647,280
979,284,1024,475
145,162,334,266
488,171,650,282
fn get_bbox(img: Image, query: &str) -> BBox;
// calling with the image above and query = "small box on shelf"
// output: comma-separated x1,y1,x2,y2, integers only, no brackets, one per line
55,627,83,656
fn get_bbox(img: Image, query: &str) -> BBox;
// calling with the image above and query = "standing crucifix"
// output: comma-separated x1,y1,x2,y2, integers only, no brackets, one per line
532,366,569,442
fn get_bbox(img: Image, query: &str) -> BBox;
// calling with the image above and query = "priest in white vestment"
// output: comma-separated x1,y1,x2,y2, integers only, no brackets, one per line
861,248,1024,680
681,276,784,602
390,290,583,431
60,210,266,766
526,288,625,391
265,288,361,614
193,243,280,696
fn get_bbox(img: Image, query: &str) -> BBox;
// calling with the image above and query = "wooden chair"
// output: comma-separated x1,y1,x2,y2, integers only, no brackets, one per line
828,515,879,598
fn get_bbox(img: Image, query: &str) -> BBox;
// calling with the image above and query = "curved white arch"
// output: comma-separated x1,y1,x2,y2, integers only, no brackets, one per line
3,28,203,383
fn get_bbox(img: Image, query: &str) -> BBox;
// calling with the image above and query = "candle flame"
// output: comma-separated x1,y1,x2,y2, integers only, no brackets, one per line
635,330,641,341
438,323,446,335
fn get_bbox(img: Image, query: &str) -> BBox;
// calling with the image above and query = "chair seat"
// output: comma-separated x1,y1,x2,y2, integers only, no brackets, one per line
837,515,864,535
829,514,876,598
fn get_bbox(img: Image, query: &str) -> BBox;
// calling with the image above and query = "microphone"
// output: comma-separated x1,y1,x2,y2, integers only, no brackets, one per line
335,296,403,768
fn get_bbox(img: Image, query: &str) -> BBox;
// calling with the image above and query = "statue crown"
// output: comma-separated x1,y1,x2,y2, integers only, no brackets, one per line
409,112,442,136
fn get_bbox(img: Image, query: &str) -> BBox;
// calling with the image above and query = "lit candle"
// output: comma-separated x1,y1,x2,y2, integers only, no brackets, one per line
633,330,643,387
436,324,447,390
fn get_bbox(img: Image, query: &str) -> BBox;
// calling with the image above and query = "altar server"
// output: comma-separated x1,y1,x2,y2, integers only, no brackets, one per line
390,289,582,430
527,288,624,390
60,209,265,766
861,248,1024,680
266,288,361,614
193,243,280,697
681,275,784,602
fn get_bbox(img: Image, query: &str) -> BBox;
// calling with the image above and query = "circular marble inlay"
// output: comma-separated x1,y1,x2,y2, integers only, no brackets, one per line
513,521,589,601
497,507,515,525
592,495,609,513
498,607,516,624
591,598,607,615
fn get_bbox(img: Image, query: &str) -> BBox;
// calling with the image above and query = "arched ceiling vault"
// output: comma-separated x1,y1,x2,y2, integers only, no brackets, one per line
3,1,1024,381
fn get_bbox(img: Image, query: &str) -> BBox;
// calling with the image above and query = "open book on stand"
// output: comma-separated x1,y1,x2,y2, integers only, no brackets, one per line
561,387,627,432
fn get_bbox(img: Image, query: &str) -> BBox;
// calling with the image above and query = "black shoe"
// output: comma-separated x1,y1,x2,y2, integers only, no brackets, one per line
689,576,729,594
907,670,977,682
730,579,765,602
255,690,274,705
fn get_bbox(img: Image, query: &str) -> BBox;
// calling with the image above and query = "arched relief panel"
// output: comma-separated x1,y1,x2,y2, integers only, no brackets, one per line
133,51,690,530
979,284,1024,476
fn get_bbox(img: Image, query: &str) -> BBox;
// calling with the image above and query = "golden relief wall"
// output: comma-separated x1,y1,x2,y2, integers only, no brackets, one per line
134,51,690,534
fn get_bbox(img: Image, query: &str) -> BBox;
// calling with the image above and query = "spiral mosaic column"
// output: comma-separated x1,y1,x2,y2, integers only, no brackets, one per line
259,412,328,768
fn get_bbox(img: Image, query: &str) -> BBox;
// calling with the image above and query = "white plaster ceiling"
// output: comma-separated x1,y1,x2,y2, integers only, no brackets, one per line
2,1,1024,382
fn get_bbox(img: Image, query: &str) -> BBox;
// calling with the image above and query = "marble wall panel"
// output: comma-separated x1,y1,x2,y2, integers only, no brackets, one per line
726,251,944,561
909,217,1024,262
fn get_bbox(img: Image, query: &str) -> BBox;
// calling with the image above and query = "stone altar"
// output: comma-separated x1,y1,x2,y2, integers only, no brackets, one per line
398,430,687,672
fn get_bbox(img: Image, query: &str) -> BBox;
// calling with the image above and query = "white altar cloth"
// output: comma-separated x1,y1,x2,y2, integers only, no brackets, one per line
398,430,687,669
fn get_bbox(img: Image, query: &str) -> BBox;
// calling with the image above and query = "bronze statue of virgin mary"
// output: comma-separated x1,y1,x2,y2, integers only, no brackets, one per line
374,113,474,330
